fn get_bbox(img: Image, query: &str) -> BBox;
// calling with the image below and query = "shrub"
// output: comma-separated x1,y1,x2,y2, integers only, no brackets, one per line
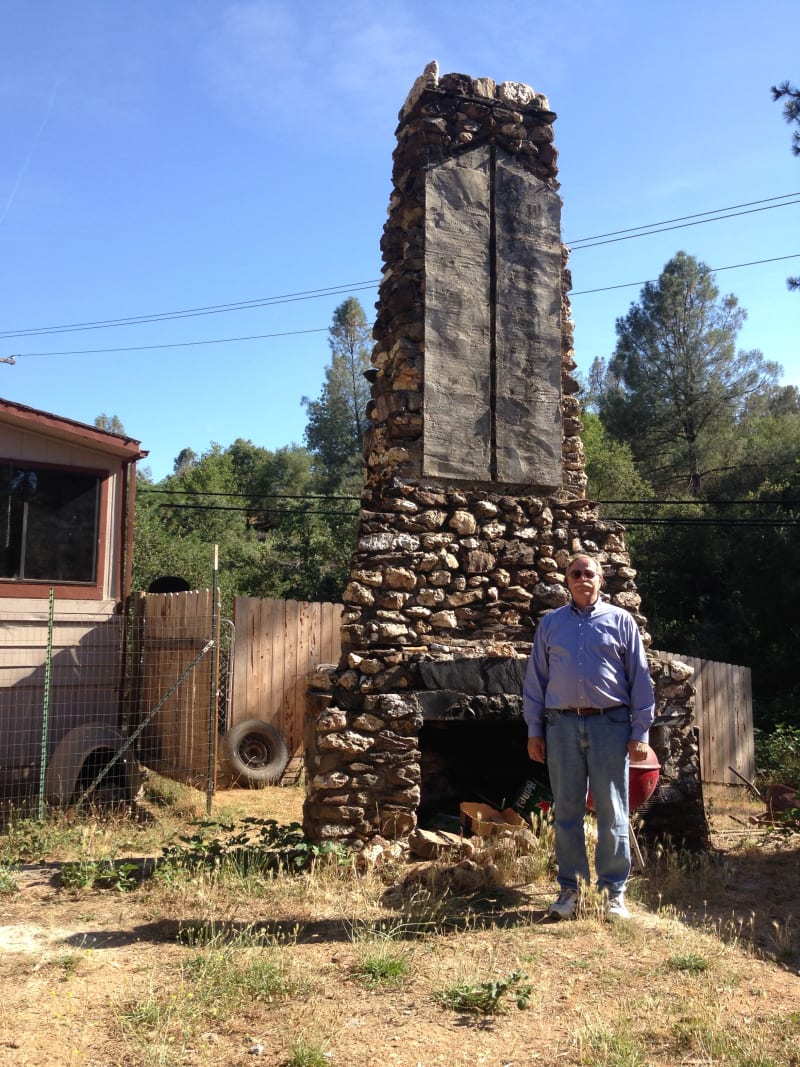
754,723,800,790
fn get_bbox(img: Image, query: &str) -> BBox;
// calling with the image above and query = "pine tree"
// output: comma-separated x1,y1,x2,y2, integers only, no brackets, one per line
598,252,780,496
302,297,372,492
771,80,800,289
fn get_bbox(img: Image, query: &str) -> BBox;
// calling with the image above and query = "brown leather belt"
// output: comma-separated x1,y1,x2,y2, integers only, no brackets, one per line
554,705,627,716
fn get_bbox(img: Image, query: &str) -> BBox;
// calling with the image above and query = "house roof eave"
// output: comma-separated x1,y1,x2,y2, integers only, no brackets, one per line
0,397,148,461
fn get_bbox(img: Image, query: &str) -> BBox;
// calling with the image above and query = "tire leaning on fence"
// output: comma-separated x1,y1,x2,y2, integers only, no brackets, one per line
220,719,289,787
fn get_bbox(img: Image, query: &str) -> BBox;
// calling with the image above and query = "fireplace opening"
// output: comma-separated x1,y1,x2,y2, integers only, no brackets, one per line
418,720,550,829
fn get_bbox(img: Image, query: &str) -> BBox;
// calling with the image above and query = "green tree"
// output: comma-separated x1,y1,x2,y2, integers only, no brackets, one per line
771,80,800,289
94,413,126,434
580,411,653,508
599,252,780,496
133,443,262,608
772,79,800,156
711,384,800,498
302,297,372,492
133,439,358,608
173,447,198,475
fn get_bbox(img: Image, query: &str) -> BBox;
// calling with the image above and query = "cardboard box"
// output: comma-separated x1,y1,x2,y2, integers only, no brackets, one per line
459,802,527,836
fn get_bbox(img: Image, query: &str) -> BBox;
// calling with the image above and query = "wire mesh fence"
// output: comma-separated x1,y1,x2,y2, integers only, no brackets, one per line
0,591,222,819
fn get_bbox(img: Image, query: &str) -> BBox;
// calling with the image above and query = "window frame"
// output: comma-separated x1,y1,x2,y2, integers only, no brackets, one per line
0,458,110,601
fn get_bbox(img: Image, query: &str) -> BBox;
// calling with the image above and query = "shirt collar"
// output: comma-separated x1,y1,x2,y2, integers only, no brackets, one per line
569,595,608,616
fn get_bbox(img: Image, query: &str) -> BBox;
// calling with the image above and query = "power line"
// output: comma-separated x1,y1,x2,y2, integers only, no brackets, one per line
139,488,360,500
567,194,800,249
606,517,800,527
594,497,800,506
565,192,800,245
139,487,799,507
10,326,329,358
10,248,797,359
157,503,357,516
0,281,380,340
570,253,800,297
2,192,798,342
151,502,799,528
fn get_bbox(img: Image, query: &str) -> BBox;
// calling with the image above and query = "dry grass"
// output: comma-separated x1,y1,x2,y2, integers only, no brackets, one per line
0,779,797,1066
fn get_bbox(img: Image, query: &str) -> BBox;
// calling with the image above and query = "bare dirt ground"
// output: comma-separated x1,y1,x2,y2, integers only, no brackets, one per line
0,784,798,1067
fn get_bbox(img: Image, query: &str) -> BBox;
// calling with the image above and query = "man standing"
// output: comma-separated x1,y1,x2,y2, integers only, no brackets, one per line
523,553,655,920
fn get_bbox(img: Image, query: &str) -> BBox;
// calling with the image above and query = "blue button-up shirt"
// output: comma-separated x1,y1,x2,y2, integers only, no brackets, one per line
523,598,655,743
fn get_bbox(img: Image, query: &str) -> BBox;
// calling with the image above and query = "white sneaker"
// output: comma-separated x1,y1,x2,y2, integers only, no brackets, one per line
605,892,630,920
548,888,579,919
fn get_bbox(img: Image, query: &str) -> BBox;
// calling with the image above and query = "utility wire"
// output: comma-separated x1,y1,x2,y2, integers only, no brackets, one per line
140,487,800,507
153,498,797,521
9,250,798,360
158,503,357,516
153,501,799,527
570,253,800,297
10,326,329,358
139,488,360,500
565,192,800,245
568,196,800,250
606,517,800,527
593,497,800,506
2,193,797,342
0,281,380,340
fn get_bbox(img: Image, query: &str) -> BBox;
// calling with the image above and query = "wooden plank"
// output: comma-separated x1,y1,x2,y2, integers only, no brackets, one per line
266,598,285,728
319,601,334,665
738,657,750,785
705,658,721,784
740,666,755,781
160,593,180,769
188,589,213,779
230,598,249,728
246,601,264,725
320,601,343,665
281,601,298,745
234,596,256,724
717,658,734,784
289,601,313,758
721,660,736,784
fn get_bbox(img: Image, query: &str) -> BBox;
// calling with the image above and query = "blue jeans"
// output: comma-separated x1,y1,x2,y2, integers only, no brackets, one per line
544,707,631,894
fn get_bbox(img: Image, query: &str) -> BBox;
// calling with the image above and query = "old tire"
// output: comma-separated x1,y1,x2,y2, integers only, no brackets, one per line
221,719,288,787
45,724,142,807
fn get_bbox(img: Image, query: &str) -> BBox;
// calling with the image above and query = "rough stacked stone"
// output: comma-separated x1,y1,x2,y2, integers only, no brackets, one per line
365,70,583,493
302,69,708,851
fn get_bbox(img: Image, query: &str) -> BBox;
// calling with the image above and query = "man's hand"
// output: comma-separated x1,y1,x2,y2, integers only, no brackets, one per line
528,737,546,763
628,740,649,762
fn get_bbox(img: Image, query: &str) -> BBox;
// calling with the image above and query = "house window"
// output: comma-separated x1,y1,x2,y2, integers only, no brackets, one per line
0,463,101,584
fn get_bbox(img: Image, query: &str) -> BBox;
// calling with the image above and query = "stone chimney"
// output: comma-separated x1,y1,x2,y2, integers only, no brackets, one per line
302,69,708,851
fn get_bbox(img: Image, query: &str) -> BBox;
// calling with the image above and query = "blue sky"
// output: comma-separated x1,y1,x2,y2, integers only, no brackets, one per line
1,0,798,481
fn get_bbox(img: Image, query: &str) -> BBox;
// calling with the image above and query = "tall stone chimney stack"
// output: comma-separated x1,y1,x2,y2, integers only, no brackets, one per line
302,69,707,852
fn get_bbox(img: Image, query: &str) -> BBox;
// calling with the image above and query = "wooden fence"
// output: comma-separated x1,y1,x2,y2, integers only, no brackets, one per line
230,598,343,773
653,651,754,785
131,592,753,790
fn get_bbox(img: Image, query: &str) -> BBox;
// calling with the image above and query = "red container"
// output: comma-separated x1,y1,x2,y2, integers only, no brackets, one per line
587,745,660,813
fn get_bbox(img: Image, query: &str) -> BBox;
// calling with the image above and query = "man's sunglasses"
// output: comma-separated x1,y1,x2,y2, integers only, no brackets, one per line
568,569,598,579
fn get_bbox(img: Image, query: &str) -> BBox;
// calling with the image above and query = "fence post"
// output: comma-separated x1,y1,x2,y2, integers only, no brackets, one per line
37,588,56,820
207,546,220,815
